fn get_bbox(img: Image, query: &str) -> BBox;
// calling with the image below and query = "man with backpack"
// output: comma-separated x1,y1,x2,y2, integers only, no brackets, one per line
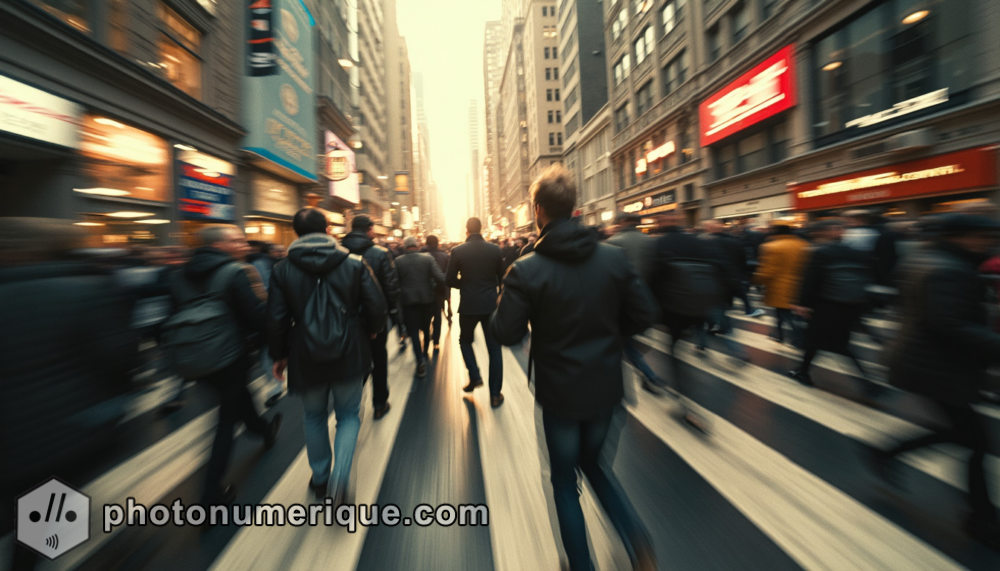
395,236,446,377
788,220,877,391
267,209,387,504
342,215,401,420
163,225,282,506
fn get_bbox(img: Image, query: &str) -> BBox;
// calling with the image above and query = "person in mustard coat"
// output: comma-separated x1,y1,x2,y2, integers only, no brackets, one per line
752,224,811,345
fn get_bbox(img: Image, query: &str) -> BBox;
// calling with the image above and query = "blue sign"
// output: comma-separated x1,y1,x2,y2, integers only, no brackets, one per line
178,159,236,220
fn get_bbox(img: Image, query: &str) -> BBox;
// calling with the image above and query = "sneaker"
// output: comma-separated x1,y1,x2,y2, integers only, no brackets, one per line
748,309,766,318
788,370,814,387
416,361,427,378
463,378,484,392
308,477,328,500
263,413,282,449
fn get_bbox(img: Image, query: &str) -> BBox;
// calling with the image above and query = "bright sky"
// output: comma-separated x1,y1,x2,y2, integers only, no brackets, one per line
397,0,500,241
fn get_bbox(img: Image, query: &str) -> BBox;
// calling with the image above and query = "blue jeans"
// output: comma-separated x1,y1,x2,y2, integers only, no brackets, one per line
459,313,503,395
300,378,364,492
623,338,661,384
543,408,651,571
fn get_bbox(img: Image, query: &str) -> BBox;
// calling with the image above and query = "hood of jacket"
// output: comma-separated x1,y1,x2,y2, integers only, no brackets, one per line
534,218,598,262
287,233,350,275
340,231,374,255
185,247,238,280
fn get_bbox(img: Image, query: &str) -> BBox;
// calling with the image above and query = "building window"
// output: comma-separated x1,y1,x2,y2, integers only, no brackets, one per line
552,46,558,58
564,85,579,110
553,67,559,80
566,112,580,136
556,110,562,123
544,47,551,59
615,104,630,133
678,129,691,164
548,110,554,123
612,8,629,41
662,0,686,35
546,68,552,80
633,0,651,15
613,54,631,86
712,120,788,179
30,0,89,33
557,132,563,145
636,81,654,116
554,88,560,101
706,25,721,63
157,2,202,99
635,26,654,65
761,0,778,19
731,3,749,44
543,26,557,38
547,89,553,101
549,132,556,145
79,114,171,203
737,132,766,171
542,5,547,16
563,60,577,86
108,0,129,54
813,0,971,142
663,49,688,94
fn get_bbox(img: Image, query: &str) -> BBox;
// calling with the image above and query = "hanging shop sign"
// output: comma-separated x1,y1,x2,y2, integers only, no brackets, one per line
252,172,299,217
177,149,236,220
699,45,796,147
324,130,359,204
714,193,792,219
791,147,997,211
0,74,82,148
243,0,317,182
622,190,676,215
846,88,949,129
635,140,675,174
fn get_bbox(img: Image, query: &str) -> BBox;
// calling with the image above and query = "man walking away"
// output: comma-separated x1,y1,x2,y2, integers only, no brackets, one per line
789,220,879,395
752,224,810,346
423,235,452,350
446,217,505,406
491,166,658,571
873,213,1000,548
268,209,387,504
342,215,401,419
608,213,667,393
395,236,445,377
164,225,281,506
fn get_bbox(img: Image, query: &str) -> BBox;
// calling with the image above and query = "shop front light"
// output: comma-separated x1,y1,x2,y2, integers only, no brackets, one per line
822,61,842,71
73,222,105,227
105,211,154,218
174,144,198,152
94,117,125,128
136,219,170,224
74,187,131,197
245,227,260,234
902,10,929,25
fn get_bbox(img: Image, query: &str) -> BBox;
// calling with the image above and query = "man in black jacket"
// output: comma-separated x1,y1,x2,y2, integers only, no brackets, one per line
395,236,446,377
268,209,387,504
176,225,282,505
423,234,452,350
446,217,505,405
491,166,657,571
342,215,401,419
875,213,1000,547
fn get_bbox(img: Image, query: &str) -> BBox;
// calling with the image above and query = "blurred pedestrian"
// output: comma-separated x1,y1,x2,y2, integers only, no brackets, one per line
446,217,505,405
268,209,387,504
342,215,401,419
697,220,751,363
491,165,657,571
395,236,445,377
873,212,1000,548
247,241,285,407
752,224,810,346
423,234,452,350
521,233,538,257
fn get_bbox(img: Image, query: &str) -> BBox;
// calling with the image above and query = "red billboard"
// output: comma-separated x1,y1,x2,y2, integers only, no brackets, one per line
699,45,797,147
790,147,998,211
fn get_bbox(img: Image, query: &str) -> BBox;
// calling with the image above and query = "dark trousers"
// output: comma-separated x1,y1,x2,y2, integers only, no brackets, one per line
431,298,445,345
543,408,651,571
885,402,996,524
459,313,503,395
201,354,269,503
403,303,433,362
736,282,755,314
371,328,389,408
774,308,802,345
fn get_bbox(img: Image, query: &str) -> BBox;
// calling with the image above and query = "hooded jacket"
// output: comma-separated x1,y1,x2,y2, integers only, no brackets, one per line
267,233,387,391
175,247,266,345
490,218,657,420
341,231,401,312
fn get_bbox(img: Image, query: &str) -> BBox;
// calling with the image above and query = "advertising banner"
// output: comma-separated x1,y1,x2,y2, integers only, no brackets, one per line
177,149,236,220
325,131,359,204
243,0,317,181
0,74,81,148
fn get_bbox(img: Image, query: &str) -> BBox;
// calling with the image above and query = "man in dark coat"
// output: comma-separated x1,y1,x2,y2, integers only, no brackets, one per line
491,166,657,571
874,213,1000,548
788,220,876,391
342,215,401,419
422,234,452,350
395,236,446,377
268,209,387,503
446,217,505,404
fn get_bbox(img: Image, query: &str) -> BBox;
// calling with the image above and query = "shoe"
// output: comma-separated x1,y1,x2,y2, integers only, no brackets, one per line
373,402,391,420
264,393,282,408
788,370,814,387
160,398,185,415
629,535,658,571
308,477,329,500
748,309,766,318
768,334,784,343
416,361,427,378
264,413,282,449
695,346,709,358
214,484,237,506
491,394,505,408
681,411,711,436
963,517,1000,550
866,448,904,490
463,378,483,392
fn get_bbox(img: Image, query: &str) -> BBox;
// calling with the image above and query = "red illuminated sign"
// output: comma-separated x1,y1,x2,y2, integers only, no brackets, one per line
698,45,797,147
790,147,997,211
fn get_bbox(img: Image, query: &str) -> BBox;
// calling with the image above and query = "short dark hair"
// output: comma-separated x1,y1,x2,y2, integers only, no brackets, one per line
426,235,439,249
466,217,482,234
530,165,576,219
293,208,328,237
351,214,374,231
772,224,792,235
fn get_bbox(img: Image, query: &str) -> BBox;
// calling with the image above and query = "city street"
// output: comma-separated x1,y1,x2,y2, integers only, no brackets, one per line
2,297,998,571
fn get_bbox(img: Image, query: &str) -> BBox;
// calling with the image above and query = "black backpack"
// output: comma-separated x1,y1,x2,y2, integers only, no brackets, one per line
659,258,726,318
821,261,872,305
301,258,361,362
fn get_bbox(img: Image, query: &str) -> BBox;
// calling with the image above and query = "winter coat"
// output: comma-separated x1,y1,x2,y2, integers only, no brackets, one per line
607,227,655,284
341,231,401,313
445,234,505,315
753,234,810,309
797,242,873,353
267,234,387,391
394,250,445,307
490,218,657,420
423,247,451,301
649,227,739,317
887,242,1000,405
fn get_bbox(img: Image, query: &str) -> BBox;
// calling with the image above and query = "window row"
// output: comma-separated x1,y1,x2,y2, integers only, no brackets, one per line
713,120,788,179
541,5,557,17
548,132,564,146
546,88,561,101
542,25,557,39
547,110,563,123
543,46,560,59
545,67,560,81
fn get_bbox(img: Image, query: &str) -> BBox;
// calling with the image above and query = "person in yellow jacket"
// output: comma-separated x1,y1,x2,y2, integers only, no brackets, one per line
752,224,811,345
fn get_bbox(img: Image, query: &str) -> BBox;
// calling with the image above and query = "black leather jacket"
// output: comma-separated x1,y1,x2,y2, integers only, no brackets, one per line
446,234,505,315
341,231,401,312
268,234,387,392
491,218,657,420
395,250,446,306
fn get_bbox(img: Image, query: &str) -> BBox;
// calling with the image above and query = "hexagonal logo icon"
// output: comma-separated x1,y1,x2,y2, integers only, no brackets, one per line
17,477,90,560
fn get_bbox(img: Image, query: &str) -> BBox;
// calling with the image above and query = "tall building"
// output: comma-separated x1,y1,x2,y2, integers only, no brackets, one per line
483,21,504,226
497,21,531,235
411,73,441,235
356,0,390,235
522,1,564,188
469,101,483,221
383,0,415,230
